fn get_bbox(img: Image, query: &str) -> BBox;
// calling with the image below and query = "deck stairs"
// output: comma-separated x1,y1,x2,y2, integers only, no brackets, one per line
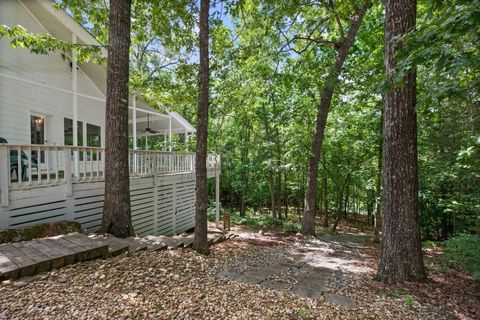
0,229,237,280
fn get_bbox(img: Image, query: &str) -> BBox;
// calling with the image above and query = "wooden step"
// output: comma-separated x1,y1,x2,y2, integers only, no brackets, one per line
0,233,108,280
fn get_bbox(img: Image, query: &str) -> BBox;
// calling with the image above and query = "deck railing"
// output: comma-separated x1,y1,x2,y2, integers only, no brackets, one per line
0,144,220,206
129,150,196,177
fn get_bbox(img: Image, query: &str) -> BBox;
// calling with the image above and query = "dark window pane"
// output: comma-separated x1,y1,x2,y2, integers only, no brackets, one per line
87,124,101,147
31,116,44,145
64,118,83,146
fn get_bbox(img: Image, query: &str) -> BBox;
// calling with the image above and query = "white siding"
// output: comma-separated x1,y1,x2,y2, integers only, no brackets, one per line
0,0,105,145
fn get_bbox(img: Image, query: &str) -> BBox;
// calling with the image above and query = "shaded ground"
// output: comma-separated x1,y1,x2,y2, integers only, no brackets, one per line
0,224,478,319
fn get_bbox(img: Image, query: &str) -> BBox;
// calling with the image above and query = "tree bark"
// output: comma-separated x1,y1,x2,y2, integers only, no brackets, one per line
284,171,288,218
301,3,371,235
192,0,210,255
239,123,251,217
102,0,134,238
373,109,383,242
376,0,426,283
322,174,329,227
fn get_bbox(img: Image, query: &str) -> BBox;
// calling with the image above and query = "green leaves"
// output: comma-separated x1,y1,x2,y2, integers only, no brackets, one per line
0,25,104,63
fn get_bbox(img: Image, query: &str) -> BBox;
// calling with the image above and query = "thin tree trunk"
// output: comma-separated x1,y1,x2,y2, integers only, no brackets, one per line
377,0,426,283
284,171,288,218
344,184,349,222
193,0,210,255
301,3,371,235
102,0,134,238
332,193,343,233
261,102,277,218
239,124,251,217
268,174,277,218
277,171,282,220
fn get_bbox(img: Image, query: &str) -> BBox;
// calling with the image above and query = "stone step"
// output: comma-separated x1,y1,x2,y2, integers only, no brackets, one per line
144,236,184,249
172,235,194,248
136,238,168,252
87,235,129,257
118,237,148,253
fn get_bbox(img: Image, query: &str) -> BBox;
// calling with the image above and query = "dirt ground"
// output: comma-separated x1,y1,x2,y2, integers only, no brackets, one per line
1,223,478,319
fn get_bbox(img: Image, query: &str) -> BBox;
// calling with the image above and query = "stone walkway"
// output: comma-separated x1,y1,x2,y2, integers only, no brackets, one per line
217,232,370,309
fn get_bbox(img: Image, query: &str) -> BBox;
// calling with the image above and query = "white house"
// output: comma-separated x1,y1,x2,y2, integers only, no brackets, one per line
0,0,220,235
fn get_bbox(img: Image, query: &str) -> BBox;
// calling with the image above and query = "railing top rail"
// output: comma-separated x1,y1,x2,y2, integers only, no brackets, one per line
129,150,197,156
0,144,220,158
0,144,104,151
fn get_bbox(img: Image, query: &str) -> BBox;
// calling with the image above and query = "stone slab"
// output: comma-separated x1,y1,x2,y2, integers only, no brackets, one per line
323,293,357,309
289,267,332,299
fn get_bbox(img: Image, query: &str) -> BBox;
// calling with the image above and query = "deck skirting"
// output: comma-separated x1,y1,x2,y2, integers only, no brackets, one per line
0,172,209,236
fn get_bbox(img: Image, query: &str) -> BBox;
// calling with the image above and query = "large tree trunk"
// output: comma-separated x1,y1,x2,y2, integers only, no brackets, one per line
301,3,371,235
373,109,383,242
102,0,134,238
376,0,426,283
192,0,210,255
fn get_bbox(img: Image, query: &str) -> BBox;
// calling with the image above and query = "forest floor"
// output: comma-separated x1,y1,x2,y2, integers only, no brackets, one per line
0,221,479,319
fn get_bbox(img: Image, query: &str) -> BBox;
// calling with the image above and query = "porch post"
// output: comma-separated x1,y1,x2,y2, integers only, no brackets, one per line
163,132,167,151
72,33,79,178
132,94,137,174
0,145,9,207
132,94,137,150
168,114,172,152
215,167,220,228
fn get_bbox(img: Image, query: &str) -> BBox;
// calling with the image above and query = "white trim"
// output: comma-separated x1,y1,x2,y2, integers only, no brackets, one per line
128,107,169,118
33,0,108,55
29,111,49,145
72,33,79,178
19,0,50,33
0,72,105,102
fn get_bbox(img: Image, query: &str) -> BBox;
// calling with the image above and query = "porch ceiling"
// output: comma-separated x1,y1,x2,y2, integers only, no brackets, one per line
128,109,196,136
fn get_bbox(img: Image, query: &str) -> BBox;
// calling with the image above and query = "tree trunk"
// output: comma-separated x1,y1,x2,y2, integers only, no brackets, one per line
373,109,383,242
239,124,250,217
344,184,349,222
192,0,210,255
301,3,371,235
269,174,277,218
322,174,329,227
376,0,426,283
102,0,134,238
277,170,282,220
284,171,288,218
332,193,343,233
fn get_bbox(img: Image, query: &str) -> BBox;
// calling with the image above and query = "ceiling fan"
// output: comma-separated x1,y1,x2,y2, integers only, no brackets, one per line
144,114,160,134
